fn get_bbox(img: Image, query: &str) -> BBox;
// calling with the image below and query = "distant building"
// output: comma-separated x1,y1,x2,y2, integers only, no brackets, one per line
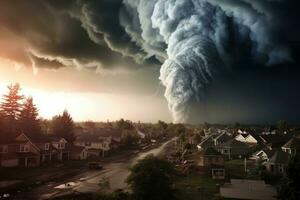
75,128,122,157
281,136,300,155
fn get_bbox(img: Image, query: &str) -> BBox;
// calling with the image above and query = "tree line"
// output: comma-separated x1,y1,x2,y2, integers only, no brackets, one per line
0,83,75,143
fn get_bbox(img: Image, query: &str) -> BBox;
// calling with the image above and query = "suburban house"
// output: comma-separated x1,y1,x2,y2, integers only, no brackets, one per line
50,137,70,161
0,133,71,167
75,134,110,157
0,133,28,167
70,145,88,160
266,150,289,174
198,147,225,180
217,139,250,159
281,136,300,155
249,148,275,162
75,127,123,157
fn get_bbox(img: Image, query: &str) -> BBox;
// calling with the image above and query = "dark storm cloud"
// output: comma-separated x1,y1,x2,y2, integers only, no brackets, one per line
0,0,299,123
0,0,154,71
119,0,300,122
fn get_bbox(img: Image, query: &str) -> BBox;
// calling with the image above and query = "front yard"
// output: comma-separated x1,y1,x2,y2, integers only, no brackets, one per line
224,159,259,180
174,173,224,200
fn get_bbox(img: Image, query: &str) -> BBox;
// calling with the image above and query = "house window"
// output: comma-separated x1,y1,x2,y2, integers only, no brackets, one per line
19,144,29,152
58,143,65,149
0,145,8,153
279,165,284,173
45,143,50,150
85,142,91,147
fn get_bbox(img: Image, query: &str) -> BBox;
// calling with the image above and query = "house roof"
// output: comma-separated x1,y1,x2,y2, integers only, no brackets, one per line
50,136,67,143
215,132,232,142
25,133,51,143
254,148,276,158
268,150,289,164
197,136,214,149
219,139,249,148
282,136,300,149
260,135,291,148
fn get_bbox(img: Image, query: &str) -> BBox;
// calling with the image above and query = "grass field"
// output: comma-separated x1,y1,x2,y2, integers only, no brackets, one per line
224,159,259,180
174,173,224,200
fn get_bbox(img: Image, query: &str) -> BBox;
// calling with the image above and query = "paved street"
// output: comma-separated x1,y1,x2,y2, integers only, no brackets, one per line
18,138,175,200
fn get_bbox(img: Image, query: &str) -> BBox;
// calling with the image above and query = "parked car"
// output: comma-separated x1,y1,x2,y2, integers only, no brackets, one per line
88,162,103,170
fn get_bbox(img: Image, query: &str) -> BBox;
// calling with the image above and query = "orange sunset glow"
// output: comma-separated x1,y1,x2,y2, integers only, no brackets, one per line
0,59,170,122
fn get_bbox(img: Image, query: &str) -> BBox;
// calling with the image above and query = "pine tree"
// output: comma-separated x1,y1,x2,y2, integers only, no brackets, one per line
19,97,41,135
52,110,75,143
0,83,24,134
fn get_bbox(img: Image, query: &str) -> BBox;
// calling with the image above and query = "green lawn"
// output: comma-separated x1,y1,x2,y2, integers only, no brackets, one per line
0,160,87,181
174,173,224,200
224,159,259,180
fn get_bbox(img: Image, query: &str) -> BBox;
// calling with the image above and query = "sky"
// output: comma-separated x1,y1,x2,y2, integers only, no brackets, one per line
0,0,299,124
0,59,171,122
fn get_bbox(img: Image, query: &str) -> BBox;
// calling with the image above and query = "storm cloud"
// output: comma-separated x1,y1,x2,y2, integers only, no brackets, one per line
0,0,299,123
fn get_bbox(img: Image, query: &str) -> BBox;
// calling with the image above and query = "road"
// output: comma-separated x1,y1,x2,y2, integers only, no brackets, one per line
22,138,175,200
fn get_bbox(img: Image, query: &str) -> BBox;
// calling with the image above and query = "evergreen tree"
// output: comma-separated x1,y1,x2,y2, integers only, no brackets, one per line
52,110,75,143
0,83,24,134
19,97,41,135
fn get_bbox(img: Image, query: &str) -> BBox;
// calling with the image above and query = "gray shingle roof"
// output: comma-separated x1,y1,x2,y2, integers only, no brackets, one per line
219,139,249,148
282,136,300,149
268,150,289,164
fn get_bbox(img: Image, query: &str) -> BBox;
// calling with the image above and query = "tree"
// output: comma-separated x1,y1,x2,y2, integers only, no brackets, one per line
121,132,139,149
203,122,210,129
277,153,300,200
127,155,177,200
158,120,168,131
277,120,288,134
19,97,41,135
116,118,134,130
0,83,24,134
234,122,241,128
51,110,75,143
